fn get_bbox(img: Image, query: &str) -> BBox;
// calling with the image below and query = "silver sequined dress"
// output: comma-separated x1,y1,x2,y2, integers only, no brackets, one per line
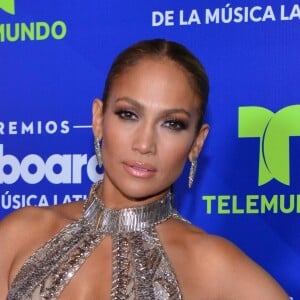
7,182,184,299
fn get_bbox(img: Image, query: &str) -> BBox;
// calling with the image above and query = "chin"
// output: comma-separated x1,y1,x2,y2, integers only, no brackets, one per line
117,179,169,202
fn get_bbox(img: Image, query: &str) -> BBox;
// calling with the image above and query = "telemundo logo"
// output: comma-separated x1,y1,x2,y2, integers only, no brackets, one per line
0,0,15,15
239,105,300,186
0,0,67,42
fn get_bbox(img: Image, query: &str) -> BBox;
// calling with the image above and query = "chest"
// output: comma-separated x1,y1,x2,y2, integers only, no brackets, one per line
8,224,183,299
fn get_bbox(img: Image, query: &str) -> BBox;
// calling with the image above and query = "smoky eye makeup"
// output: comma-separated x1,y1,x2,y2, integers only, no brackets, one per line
162,115,190,131
114,108,139,121
113,100,141,121
112,97,192,130
113,98,142,118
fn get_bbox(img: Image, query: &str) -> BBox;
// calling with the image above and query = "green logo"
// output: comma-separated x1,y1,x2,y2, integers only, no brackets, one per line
0,0,15,15
238,105,300,186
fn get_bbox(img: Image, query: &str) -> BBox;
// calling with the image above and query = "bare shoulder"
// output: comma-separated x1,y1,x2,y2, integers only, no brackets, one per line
200,234,289,299
0,200,84,240
159,218,289,299
0,200,84,251
0,201,84,294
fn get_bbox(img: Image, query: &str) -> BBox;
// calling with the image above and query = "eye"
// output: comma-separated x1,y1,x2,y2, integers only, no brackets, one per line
163,119,188,131
115,109,138,121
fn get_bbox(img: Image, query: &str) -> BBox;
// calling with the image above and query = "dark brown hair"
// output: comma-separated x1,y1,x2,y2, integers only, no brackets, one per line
102,39,209,128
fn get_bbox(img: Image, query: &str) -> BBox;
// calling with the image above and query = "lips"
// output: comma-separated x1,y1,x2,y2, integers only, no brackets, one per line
123,161,156,178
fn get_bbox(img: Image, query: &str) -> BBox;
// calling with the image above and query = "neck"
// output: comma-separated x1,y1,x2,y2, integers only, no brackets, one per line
98,175,171,210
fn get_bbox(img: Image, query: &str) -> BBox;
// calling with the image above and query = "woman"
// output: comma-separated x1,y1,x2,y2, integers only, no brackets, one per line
0,39,289,299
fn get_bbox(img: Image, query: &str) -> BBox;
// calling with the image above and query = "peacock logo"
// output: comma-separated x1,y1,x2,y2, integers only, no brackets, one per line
0,0,15,15
238,105,300,186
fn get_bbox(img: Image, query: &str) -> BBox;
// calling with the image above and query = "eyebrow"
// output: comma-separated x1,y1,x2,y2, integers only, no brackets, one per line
114,97,192,118
115,97,143,109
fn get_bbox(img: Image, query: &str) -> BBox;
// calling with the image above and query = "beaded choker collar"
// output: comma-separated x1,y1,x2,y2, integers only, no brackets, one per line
84,181,176,233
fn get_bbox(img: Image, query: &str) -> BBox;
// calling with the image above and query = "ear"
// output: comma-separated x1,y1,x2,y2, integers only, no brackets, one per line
188,124,209,161
92,98,104,139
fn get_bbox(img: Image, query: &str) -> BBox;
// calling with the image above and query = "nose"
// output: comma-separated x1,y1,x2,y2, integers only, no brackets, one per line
132,122,157,155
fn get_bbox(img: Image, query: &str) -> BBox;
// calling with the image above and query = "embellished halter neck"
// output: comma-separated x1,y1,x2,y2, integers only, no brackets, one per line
84,181,176,233
7,181,184,300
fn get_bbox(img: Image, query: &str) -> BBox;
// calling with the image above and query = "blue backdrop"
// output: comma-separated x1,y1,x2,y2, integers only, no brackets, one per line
0,0,299,298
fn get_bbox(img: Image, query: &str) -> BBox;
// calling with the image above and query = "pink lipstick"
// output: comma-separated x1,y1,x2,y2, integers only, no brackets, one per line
123,161,156,178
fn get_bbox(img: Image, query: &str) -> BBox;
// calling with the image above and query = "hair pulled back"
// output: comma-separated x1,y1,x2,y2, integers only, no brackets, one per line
102,39,209,128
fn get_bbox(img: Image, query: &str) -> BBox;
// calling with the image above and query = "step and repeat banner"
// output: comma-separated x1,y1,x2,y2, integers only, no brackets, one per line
0,0,299,297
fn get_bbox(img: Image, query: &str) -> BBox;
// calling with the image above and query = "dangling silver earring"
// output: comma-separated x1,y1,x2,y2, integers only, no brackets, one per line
188,159,197,188
94,137,102,167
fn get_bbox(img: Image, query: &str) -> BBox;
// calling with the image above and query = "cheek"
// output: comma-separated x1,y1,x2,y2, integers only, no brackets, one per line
101,118,124,159
103,136,125,155
160,136,192,169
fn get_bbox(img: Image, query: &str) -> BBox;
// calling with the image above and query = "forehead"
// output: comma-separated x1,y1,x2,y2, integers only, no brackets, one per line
108,58,200,110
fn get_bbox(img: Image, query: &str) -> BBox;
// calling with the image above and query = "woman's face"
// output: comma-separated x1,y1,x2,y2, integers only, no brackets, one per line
94,58,208,202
